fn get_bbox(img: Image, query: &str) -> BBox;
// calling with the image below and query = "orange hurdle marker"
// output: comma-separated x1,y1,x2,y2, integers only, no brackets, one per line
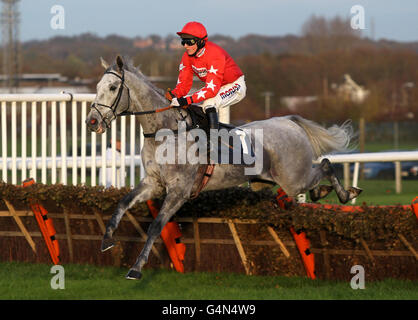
290,226,316,279
146,200,186,273
412,196,418,220
23,178,60,265
276,187,316,280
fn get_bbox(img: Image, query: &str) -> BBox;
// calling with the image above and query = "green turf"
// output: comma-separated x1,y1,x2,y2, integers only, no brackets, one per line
0,262,416,300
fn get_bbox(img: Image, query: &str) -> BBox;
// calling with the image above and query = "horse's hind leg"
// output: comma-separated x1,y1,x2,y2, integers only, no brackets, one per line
101,176,163,252
320,158,362,204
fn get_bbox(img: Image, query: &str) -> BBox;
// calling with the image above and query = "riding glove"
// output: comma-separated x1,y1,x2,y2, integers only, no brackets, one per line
165,88,175,102
170,96,193,108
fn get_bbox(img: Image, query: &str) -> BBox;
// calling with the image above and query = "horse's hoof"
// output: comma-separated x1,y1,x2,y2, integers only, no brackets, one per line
126,269,142,280
101,236,115,252
348,187,363,200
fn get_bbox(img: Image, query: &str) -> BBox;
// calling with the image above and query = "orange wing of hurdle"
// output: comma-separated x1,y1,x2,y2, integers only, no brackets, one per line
412,196,418,220
290,226,316,280
276,187,316,280
23,178,60,265
146,200,186,273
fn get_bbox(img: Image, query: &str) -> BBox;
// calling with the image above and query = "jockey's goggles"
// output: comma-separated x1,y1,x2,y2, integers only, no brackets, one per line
181,37,198,46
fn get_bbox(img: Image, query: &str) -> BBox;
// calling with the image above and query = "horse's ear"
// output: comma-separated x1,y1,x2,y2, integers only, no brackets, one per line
100,57,109,69
116,55,124,71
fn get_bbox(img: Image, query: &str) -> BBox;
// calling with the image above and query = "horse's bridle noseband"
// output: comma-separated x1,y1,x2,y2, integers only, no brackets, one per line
90,69,131,128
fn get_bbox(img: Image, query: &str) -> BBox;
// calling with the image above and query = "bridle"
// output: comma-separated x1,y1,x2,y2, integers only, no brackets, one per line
90,69,131,129
91,68,196,137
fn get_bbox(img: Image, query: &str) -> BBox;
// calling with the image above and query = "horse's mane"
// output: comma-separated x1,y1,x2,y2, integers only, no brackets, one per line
109,56,166,97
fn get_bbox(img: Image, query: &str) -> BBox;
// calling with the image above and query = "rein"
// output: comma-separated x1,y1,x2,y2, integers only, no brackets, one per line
118,104,187,116
117,101,195,139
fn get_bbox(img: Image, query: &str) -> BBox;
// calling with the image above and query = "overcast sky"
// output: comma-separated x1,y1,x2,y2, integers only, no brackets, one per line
16,0,418,42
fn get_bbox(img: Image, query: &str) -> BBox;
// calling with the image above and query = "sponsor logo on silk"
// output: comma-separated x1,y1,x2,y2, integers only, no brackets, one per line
220,84,241,100
192,65,208,78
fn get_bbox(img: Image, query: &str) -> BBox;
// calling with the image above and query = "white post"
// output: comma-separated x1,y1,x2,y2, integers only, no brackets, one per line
111,120,117,187
130,115,135,187
351,161,360,204
91,131,96,186
21,102,27,181
120,116,126,187
11,102,17,184
60,101,67,185
2,102,7,182
81,101,87,184
31,101,37,180
41,101,47,184
51,101,57,184
101,130,107,186
72,101,78,185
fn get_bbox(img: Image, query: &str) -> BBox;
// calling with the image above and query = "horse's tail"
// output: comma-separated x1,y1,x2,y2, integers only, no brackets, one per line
287,115,354,159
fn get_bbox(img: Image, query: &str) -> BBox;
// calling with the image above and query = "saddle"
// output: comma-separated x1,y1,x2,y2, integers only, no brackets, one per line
186,104,254,163
186,105,255,199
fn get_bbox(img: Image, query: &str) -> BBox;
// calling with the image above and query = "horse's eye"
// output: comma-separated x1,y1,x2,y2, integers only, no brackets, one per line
110,85,117,91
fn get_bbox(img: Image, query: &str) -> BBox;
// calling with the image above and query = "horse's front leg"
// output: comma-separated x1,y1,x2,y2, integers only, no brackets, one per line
101,176,163,252
126,190,188,280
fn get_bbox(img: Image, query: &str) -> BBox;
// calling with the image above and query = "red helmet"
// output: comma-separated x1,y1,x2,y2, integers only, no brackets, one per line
177,21,208,40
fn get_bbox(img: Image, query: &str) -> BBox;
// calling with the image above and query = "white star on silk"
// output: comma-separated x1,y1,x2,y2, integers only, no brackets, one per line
206,79,216,91
179,63,185,71
196,90,207,100
208,65,218,74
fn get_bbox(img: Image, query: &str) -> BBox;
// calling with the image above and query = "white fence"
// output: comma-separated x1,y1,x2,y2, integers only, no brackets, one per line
1,93,417,199
0,93,145,188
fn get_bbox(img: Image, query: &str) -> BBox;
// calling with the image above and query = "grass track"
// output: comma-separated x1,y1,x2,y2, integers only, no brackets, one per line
0,262,417,300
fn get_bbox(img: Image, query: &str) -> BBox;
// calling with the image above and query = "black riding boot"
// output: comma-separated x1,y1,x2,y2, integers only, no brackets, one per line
205,107,219,130
206,107,219,163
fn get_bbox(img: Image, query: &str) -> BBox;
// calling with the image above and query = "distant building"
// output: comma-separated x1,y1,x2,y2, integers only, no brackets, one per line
133,37,167,50
280,96,317,112
332,74,369,104
133,37,153,49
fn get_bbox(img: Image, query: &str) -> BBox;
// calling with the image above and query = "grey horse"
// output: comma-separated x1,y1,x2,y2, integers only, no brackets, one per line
86,55,361,280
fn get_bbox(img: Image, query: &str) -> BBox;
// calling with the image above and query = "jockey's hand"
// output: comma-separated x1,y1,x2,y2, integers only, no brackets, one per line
170,96,192,108
165,89,175,102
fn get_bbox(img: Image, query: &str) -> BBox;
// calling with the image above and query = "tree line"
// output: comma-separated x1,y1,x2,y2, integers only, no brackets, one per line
10,16,418,124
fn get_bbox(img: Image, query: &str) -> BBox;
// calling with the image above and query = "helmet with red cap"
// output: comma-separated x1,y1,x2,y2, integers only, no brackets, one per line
177,21,208,40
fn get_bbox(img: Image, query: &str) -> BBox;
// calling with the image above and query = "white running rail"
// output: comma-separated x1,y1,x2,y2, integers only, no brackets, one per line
0,93,145,188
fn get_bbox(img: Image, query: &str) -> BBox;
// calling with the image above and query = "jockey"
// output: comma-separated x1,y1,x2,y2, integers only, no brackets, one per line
166,21,246,131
